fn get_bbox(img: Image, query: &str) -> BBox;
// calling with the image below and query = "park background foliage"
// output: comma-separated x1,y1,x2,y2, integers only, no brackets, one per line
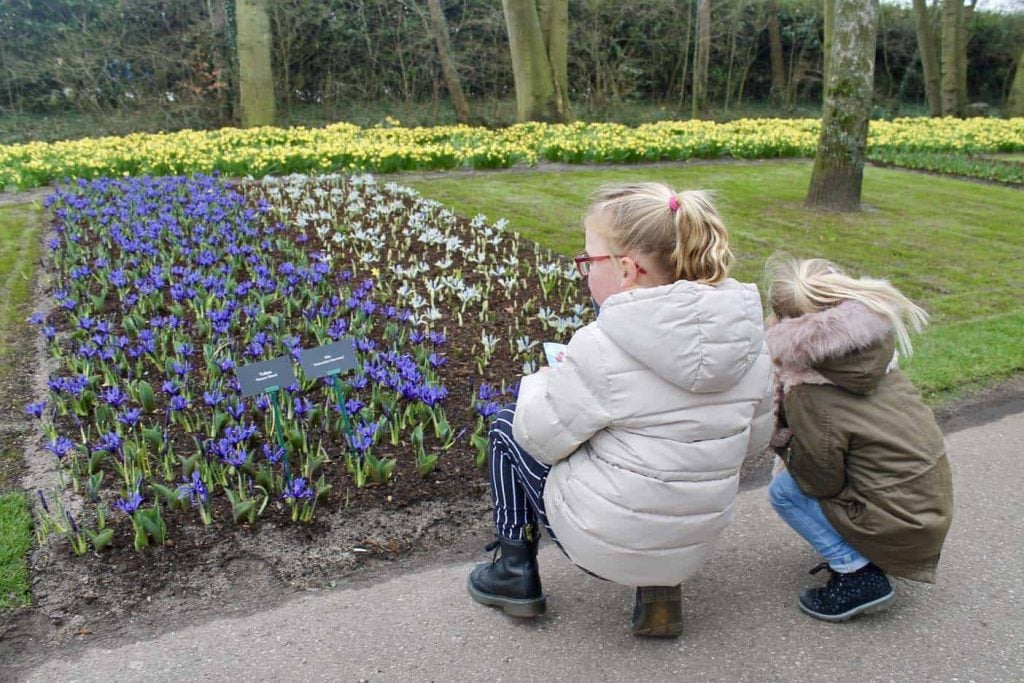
1,0,1023,140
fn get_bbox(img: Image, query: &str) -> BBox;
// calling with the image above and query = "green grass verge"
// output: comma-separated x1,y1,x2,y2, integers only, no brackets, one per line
0,492,33,608
0,203,43,375
404,160,1024,404
871,150,1024,184
0,204,41,608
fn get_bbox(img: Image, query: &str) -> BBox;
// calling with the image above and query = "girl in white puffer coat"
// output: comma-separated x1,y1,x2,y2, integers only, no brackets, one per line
467,183,774,638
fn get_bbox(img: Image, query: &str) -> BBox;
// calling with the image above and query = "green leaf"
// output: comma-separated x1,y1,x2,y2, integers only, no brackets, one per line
137,380,156,413
87,528,115,553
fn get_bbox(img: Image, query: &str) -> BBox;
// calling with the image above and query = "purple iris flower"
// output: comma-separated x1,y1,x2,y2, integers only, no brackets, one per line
344,398,364,415
45,436,76,459
218,358,235,373
428,353,447,368
262,443,285,464
418,385,449,407
100,386,129,409
429,331,447,345
226,401,246,420
114,491,144,515
477,402,500,419
282,477,313,502
293,397,313,419
169,395,191,412
118,408,143,428
162,380,181,396
25,401,47,419
96,431,123,453
171,360,191,378
203,389,225,407
176,471,209,507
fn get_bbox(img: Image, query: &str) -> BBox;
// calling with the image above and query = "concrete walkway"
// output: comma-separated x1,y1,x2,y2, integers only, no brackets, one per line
22,411,1024,682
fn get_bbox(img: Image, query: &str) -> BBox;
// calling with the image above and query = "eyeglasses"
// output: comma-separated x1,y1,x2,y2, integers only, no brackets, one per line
573,252,647,277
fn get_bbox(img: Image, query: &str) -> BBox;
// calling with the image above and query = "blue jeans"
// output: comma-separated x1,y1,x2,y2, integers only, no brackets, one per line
769,470,869,573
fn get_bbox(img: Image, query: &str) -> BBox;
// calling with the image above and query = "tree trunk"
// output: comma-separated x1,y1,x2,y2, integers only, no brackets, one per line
540,0,571,122
1009,47,1024,116
940,0,962,116
957,0,976,114
912,0,942,116
502,0,565,122
427,0,470,124
823,0,835,88
767,1,786,107
805,0,879,212
235,0,275,127
692,0,711,119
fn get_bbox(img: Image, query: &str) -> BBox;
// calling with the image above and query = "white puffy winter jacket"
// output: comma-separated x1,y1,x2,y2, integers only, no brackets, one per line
513,278,773,586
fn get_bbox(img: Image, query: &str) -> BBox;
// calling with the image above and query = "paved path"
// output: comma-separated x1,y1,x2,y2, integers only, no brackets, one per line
22,411,1024,682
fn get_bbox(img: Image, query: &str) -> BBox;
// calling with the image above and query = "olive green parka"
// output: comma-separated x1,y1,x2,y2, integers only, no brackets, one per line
766,300,953,583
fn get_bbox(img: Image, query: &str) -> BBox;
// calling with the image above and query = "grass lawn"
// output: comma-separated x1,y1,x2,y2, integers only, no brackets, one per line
0,203,42,608
0,203,43,374
404,160,1024,404
0,491,32,608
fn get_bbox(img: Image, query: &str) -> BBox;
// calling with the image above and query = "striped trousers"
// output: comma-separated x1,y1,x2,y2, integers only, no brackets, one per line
488,406,558,543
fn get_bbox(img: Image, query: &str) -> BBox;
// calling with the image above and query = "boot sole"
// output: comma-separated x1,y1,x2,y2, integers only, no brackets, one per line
467,577,547,618
798,589,896,623
631,622,683,638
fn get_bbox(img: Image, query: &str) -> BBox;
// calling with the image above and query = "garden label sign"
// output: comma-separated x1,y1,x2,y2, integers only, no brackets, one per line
300,338,359,455
298,338,357,380
236,356,298,479
236,355,297,397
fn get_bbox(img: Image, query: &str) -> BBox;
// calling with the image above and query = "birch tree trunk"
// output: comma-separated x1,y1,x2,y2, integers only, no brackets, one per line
805,0,879,212
692,0,711,119
940,0,962,116
427,0,470,124
912,0,942,116
235,0,275,127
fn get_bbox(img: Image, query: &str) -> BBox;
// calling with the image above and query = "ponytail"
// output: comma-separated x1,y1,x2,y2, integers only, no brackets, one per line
587,183,732,285
766,255,929,356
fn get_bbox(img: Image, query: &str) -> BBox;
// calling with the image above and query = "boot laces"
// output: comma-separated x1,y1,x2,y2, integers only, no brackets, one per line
484,539,501,562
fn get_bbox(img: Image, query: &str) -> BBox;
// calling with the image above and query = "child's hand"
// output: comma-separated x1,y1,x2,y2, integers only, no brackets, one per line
770,426,792,454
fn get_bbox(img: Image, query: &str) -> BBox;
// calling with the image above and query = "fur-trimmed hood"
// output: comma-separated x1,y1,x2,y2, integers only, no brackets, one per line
765,300,898,395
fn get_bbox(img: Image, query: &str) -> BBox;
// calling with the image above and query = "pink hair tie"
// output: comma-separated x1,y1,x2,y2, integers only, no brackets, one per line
668,195,681,212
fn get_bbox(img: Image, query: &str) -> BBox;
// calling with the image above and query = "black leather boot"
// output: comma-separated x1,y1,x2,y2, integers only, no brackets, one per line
467,536,546,617
630,585,683,637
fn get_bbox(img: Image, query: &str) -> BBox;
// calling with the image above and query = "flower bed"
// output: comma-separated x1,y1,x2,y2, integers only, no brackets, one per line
3,117,1023,190
28,173,590,553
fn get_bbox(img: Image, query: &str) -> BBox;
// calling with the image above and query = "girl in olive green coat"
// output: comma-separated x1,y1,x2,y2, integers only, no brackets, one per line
765,257,954,623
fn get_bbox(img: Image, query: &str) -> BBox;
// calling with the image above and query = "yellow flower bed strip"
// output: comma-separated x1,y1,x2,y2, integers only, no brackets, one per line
2,117,1022,190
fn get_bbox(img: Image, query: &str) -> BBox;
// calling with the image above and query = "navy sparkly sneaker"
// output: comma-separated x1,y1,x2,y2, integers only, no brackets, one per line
798,562,895,622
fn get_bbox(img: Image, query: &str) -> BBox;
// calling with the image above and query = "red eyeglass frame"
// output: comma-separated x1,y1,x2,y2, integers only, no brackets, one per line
573,252,647,277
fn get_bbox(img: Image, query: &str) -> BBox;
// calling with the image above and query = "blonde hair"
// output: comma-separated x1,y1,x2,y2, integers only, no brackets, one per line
766,255,929,356
586,183,732,285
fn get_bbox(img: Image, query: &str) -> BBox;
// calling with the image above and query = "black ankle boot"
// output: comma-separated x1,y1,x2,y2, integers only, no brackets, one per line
631,585,683,637
799,562,895,622
467,536,546,617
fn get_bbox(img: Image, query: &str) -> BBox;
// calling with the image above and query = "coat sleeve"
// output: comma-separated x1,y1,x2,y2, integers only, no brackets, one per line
745,350,775,460
512,327,613,466
783,386,848,499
